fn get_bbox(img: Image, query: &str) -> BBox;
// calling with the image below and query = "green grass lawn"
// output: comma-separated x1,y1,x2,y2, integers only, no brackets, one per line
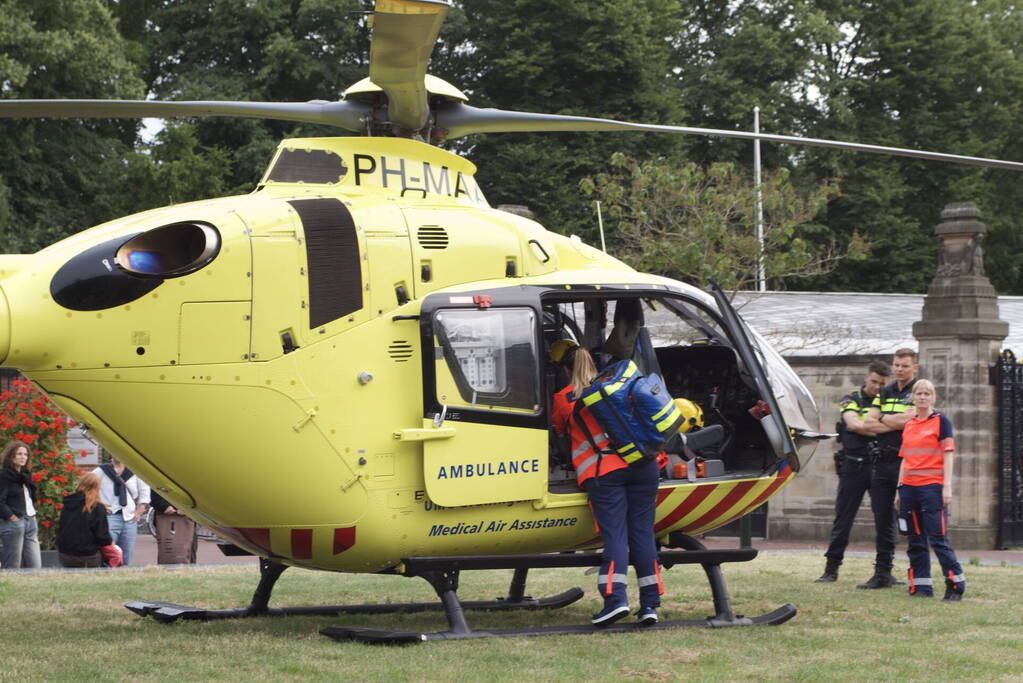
1,552,1019,682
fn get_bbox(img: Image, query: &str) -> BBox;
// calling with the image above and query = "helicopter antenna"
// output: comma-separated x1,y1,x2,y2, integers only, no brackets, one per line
595,201,607,254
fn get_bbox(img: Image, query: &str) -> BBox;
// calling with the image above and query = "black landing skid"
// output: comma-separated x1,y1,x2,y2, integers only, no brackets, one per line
125,558,583,624
125,536,795,643
322,536,795,644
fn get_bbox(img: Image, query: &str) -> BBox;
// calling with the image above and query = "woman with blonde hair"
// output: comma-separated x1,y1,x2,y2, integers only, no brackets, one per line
550,340,663,626
895,379,965,600
57,472,114,568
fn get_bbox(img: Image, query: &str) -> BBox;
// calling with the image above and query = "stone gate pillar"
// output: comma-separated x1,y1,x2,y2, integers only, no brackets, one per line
912,202,1008,548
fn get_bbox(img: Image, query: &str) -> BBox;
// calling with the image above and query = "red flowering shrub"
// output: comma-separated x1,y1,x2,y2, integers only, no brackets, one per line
0,380,84,549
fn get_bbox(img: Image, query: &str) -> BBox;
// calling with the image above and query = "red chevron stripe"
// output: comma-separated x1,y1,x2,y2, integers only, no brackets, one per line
333,526,356,554
291,529,313,559
687,480,758,531
655,488,673,505
236,527,272,554
731,466,792,518
654,484,717,533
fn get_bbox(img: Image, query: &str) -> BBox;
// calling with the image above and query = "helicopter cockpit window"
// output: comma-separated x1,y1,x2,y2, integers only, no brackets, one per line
433,307,540,414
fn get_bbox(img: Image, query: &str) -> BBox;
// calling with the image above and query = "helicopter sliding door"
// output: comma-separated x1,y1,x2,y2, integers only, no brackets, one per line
420,299,547,507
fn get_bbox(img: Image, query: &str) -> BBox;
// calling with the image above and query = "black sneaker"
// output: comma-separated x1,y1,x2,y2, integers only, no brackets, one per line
857,573,899,589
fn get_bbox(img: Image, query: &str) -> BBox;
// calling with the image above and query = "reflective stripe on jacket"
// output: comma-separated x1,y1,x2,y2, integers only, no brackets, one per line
552,386,627,485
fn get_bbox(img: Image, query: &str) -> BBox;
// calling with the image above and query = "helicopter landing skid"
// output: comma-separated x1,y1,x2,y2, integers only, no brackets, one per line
320,539,796,645
124,560,584,624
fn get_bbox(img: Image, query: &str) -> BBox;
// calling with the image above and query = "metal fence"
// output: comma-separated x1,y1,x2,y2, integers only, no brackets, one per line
997,349,1023,548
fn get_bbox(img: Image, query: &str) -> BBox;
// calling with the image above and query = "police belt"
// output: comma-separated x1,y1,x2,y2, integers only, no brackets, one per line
838,449,868,464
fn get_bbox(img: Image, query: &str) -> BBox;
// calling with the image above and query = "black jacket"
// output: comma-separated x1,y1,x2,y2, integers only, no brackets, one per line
0,466,36,520
57,491,112,556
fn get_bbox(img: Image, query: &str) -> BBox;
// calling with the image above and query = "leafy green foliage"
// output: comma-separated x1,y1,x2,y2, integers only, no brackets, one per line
137,0,371,194
0,0,146,253
794,0,1023,293
448,0,686,243
582,153,862,292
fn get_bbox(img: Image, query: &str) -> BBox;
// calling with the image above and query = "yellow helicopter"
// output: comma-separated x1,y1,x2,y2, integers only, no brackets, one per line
2,0,1022,643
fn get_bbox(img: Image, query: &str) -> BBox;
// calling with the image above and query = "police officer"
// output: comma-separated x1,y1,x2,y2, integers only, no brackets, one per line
815,360,890,582
857,348,919,589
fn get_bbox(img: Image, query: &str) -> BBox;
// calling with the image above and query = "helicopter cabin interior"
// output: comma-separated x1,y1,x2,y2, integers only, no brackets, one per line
424,288,781,498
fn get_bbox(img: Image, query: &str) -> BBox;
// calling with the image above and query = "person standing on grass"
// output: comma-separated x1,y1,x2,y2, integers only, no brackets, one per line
0,439,41,568
550,340,663,627
816,359,890,583
151,489,197,564
94,458,149,566
858,348,920,589
57,472,114,568
0,440,41,570
895,380,965,601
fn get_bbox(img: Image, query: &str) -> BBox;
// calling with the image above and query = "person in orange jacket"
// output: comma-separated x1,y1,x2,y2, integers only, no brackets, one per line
550,340,663,626
894,380,965,601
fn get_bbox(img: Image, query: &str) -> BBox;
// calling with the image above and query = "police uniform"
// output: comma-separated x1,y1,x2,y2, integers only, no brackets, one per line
818,387,877,580
861,377,918,586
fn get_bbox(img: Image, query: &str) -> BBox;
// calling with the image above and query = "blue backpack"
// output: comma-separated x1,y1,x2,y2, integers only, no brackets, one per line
577,359,683,465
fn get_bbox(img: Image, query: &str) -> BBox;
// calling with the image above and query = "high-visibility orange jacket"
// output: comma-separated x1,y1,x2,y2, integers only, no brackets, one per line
552,385,627,486
899,411,955,487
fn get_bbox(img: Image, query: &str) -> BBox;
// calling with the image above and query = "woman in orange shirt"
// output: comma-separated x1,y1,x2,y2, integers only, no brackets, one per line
894,380,964,601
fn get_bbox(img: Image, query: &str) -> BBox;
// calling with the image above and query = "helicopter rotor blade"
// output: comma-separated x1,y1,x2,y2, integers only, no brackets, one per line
436,103,1023,173
369,0,450,132
0,99,372,132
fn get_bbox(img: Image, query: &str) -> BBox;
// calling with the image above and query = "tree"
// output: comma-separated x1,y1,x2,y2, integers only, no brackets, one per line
796,0,1023,294
580,152,863,293
137,0,372,195
448,0,686,243
0,0,146,253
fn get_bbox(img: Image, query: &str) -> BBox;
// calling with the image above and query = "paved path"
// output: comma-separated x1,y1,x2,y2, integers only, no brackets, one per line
14,533,1023,571
125,534,1023,569
701,536,1023,567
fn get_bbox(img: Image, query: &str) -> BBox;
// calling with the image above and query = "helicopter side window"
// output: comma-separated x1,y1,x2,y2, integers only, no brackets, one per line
433,307,541,414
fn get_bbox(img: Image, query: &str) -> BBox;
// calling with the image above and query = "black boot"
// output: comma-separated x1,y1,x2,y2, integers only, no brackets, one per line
856,568,901,589
815,561,839,583
942,578,964,602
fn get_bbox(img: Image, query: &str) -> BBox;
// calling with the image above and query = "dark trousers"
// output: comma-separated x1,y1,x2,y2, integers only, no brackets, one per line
899,483,964,596
868,457,901,571
824,455,872,565
585,458,661,609
59,551,102,568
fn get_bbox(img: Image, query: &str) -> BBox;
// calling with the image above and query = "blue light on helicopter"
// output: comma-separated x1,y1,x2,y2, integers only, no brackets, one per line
124,250,164,274
116,222,221,278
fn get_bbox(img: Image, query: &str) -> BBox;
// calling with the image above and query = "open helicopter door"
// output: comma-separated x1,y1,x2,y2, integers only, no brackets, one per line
418,295,548,507
710,283,801,472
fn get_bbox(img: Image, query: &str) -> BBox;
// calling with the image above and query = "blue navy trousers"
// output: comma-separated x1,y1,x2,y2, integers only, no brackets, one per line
584,457,662,609
899,483,965,596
